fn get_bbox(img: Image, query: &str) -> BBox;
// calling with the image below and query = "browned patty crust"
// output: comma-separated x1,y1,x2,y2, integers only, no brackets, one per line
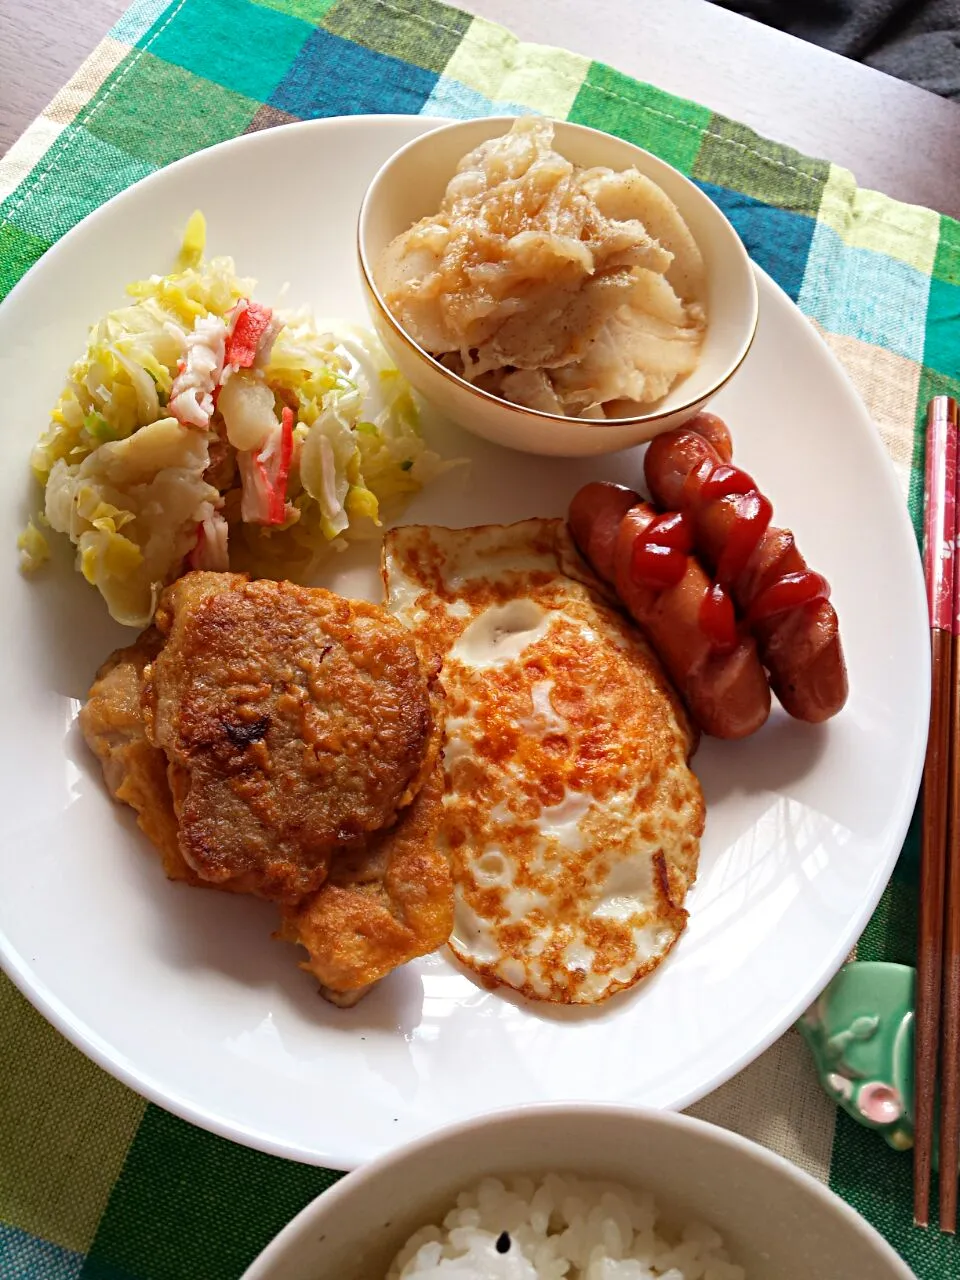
143,571,439,902
277,759,452,1000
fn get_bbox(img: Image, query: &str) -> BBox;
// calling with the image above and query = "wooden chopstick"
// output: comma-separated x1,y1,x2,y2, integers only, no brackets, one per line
916,634,952,1225
939,397,960,1232
914,395,958,1228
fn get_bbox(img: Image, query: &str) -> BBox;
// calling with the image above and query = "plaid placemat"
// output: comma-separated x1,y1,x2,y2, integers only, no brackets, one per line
1,0,958,1276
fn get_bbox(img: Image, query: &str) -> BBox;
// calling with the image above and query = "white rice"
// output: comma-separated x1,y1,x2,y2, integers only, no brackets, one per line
386,1173,746,1279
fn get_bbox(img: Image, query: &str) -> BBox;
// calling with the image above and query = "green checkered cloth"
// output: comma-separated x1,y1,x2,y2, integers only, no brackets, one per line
1,1,958,1276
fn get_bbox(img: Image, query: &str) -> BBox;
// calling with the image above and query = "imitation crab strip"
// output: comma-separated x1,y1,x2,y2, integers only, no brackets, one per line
168,315,227,429
224,301,274,369
187,509,230,572
239,406,294,525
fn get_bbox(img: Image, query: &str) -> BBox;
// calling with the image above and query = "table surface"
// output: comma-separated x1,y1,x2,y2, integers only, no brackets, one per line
1,0,959,217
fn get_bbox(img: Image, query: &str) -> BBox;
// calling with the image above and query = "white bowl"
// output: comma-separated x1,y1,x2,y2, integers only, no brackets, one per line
357,116,759,458
242,1105,911,1279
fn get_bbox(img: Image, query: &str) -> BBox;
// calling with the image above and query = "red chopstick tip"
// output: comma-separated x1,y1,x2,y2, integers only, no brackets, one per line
923,398,960,634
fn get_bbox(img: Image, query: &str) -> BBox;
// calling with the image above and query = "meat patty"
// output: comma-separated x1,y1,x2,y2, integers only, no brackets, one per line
78,629,200,886
142,572,441,902
277,760,451,1006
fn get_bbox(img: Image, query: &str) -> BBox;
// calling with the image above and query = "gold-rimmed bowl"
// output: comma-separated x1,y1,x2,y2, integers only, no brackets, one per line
242,1104,912,1279
357,116,759,459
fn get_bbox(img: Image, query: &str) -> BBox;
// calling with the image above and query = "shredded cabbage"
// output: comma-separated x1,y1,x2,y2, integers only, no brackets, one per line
31,219,249,483
17,520,50,573
227,313,455,578
24,211,456,625
44,417,218,626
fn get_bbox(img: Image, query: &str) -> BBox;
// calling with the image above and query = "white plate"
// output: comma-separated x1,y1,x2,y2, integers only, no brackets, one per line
0,116,928,1170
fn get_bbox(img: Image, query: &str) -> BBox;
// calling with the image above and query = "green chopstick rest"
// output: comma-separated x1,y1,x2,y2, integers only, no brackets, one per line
798,960,915,1151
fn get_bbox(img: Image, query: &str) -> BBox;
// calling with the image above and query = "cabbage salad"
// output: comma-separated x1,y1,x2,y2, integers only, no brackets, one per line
21,211,453,626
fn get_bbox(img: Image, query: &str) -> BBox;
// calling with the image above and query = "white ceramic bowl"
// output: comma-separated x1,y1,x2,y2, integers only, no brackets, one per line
242,1105,911,1279
357,116,759,458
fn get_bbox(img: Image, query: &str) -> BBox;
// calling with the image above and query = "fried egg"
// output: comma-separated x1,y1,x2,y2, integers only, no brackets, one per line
382,519,704,1004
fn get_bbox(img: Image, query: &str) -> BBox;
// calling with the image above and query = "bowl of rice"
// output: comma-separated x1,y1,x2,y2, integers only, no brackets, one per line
241,1104,912,1279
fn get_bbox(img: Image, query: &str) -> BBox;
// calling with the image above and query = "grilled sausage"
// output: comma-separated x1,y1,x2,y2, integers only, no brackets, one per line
569,483,771,739
644,426,848,723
